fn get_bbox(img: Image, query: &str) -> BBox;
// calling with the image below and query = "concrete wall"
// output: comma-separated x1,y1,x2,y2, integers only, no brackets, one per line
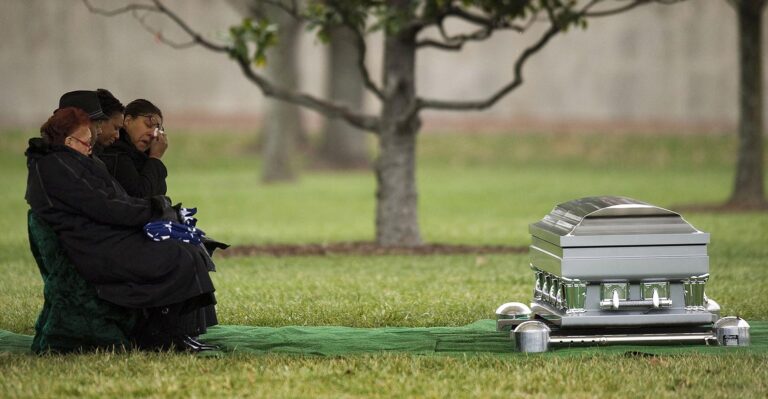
0,0,760,133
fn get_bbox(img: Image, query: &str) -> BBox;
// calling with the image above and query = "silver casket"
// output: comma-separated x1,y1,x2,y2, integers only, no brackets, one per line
526,196,720,328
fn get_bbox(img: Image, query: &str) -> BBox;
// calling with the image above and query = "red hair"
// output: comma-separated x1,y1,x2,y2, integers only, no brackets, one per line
40,107,90,146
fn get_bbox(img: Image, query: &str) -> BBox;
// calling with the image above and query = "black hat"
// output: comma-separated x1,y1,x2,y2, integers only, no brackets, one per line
57,90,109,120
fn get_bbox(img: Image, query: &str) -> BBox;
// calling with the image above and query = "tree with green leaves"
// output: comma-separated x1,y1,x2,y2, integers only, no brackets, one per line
85,0,679,246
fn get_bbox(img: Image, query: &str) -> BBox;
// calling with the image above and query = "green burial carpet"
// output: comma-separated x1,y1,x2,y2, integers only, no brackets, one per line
1,320,766,356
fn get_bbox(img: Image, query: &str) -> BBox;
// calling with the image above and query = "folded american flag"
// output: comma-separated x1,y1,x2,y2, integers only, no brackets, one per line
143,220,206,245
179,207,198,227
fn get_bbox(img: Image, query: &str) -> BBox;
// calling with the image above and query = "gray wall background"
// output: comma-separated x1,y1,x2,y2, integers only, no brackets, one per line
0,0,761,133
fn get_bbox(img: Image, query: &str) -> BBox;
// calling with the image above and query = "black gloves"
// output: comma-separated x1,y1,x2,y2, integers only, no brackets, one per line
149,195,181,223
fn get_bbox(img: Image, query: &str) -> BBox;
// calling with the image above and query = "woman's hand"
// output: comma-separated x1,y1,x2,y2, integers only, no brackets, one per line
149,130,168,159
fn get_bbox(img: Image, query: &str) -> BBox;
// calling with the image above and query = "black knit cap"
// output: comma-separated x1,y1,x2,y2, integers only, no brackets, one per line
57,90,109,121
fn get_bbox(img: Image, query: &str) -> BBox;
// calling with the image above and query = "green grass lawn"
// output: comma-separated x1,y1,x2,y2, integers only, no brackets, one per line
0,129,766,398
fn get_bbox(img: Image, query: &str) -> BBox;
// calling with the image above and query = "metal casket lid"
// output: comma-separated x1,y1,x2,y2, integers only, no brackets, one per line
529,196,709,247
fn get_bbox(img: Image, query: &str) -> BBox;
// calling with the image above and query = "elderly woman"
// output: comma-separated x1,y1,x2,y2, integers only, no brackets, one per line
101,99,168,198
25,107,217,351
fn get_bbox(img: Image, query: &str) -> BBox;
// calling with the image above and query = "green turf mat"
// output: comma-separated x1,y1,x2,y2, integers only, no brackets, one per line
0,329,35,354
2,320,766,356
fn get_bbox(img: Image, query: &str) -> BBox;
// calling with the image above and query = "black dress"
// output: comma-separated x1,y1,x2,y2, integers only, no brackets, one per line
101,130,218,335
25,138,216,343
100,130,167,198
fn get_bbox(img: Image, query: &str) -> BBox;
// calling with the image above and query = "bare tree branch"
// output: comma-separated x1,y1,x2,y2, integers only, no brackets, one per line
583,0,647,17
417,25,492,51
584,0,685,18
82,0,159,16
413,0,671,113
83,0,230,53
132,9,196,49
415,18,560,113
416,38,463,51
416,6,538,52
445,6,527,32
84,0,381,133
150,0,231,53
347,24,385,100
233,55,380,132
232,1,384,101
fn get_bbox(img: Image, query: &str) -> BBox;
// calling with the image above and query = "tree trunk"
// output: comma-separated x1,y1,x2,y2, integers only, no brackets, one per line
316,26,369,169
375,23,422,246
729,0,767,206
227,0,306,182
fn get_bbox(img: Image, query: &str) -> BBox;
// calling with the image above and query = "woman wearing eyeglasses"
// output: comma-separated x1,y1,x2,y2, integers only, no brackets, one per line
26,107,218,352
100,99,169,198
101,98,220,340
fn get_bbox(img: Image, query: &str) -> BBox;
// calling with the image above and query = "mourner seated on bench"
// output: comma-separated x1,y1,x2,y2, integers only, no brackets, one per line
25,103,218,353
97,94,220,337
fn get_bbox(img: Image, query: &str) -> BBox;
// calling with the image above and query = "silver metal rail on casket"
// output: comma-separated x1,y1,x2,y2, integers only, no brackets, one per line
495,196,750,352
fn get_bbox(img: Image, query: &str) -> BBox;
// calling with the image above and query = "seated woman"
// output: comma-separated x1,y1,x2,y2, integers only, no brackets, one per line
100,97,220,335
100,99,168,198
25,107,217,352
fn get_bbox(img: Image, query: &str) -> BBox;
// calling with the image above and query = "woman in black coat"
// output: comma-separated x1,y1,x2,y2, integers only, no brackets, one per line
100,99,168,198
26,107,217,351
99,97,220,335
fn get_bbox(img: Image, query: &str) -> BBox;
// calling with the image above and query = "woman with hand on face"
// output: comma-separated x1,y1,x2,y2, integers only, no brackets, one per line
101,99,169,198
101,99,223,336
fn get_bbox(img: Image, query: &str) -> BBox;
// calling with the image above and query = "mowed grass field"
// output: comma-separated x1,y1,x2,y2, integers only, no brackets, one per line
0,129,766,398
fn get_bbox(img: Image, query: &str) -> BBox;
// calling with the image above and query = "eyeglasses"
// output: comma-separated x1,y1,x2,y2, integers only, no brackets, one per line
68,135,92,150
